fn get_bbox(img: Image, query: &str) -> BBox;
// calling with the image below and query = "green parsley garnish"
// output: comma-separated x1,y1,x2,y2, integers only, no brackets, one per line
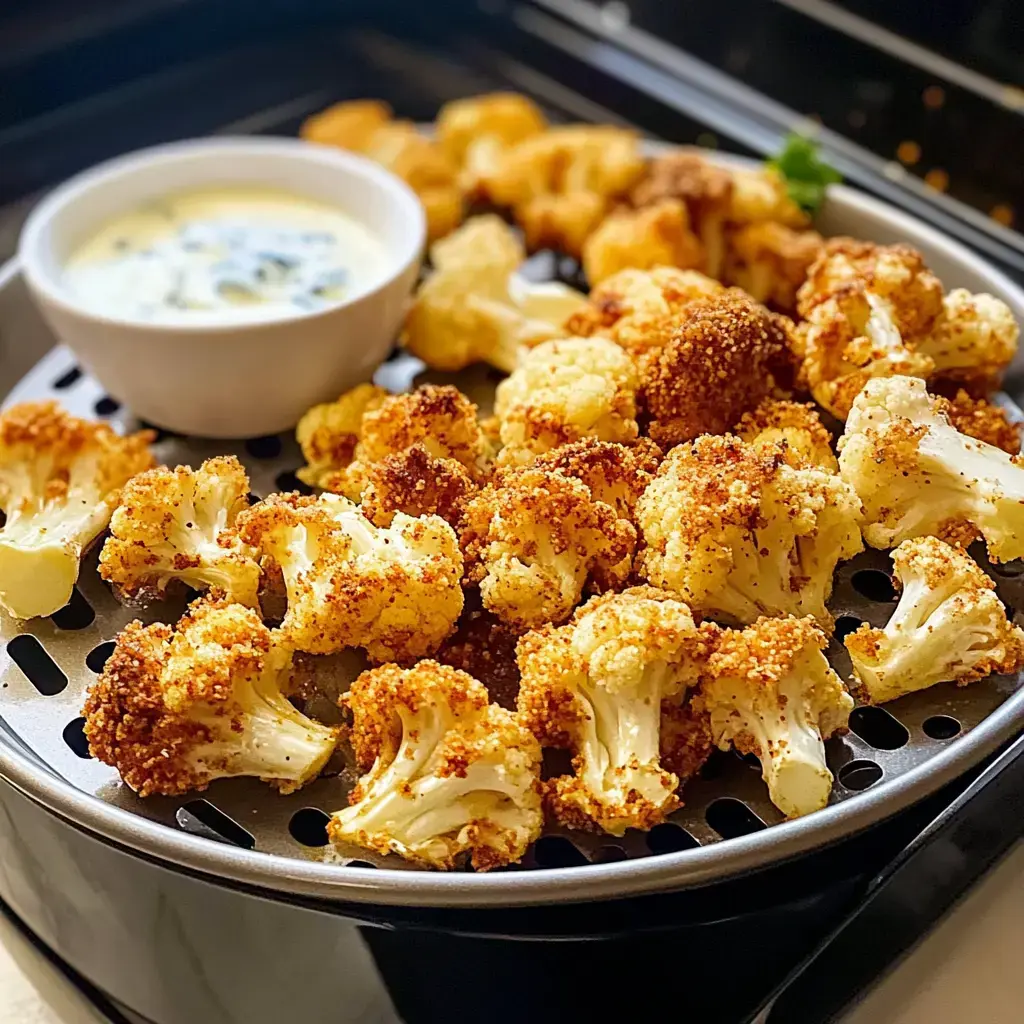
767,134,842,215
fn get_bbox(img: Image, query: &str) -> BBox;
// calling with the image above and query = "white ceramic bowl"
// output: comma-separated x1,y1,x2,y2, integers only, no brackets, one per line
18,137,426,438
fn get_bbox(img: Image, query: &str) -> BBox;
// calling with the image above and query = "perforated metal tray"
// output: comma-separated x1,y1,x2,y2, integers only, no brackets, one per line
2,258,1024,908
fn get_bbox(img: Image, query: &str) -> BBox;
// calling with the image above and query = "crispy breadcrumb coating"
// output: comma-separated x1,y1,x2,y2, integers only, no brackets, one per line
0,401,154,619
516,586,713,835
845,536,1024,704
941,390,1021,454
637,434,863,627
660,695,714,784
728,166,809,229
329,661,542,870
838,375,1024,562
733,399,838,471
83,597,339,796
436,606,524,710
723,222,823,313
461,466,636,629
636,292,795,448
697,615,852,818
581,199,705,285
494,336,639,466
100,455,260,607
237,493,463,662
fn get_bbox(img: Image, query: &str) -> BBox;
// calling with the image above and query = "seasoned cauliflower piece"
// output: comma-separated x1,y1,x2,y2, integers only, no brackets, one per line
515,190,609,257
660,695,714,784
723,222,823,313
296,383,388,492
237,493,463,661
581,199,704,285
436,607,524,710
697,615,853,818
517,587,713,834
403,214,583,372
728,166,810,229
83,597,339,796
329,661,542,870
0,401,154,619
838,376,1024,562
845,537,1024,704
941,390,1021,455
99,455,260,607
437,91,547,167
637,434,863,627
733,399,838,471
494,336,639,465
300,99,393,151
636,292,794,448
461,466,636,629
919,288,1019,391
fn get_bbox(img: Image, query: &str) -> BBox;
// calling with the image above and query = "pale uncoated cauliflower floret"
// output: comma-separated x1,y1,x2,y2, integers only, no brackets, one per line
845,537,1024,705
696,615,853,818
237,493,463,662
83,597,339,796
461,466,636,630
329,661,542,871
838,375,1024,563
100,455,260,607
494,336,639,466
733,399,838,471
637,434,863,628
0,401,154,619
517,587,715,835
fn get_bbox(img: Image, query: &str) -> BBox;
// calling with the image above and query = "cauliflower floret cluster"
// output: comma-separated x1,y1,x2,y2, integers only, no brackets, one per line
845,537,1024,705
403,214,585,373
838,375,1024,563
99,455,260,607
329,660,542,870
637,434,863,627
0,401,154,619
494,336,640,465
696,615,854,818
83,597,339,796
237,493,463,662
517,587,713,835
461,466,636,630
733,398,838,470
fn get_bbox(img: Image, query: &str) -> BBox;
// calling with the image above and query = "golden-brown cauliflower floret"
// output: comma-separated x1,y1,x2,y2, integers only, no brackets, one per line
516,586,713,835
436,607,525,710
696,615,853,818
237,493,463,661
494,336,639,465
296,383,389,491
0,401,154,619
941,390,1021,454
328,661,542,870
845,536,1024,705
300,98,393,150
733,399,838,471
637,434,863,627
581,199,705,285
83,597,339,797
515,190,609,258
636,292,795,448
723,222,823,313
728,166,810,229
437,91,547,168
461,466,636,629
99,455,260,607
403,214,583,372
660,695,714,784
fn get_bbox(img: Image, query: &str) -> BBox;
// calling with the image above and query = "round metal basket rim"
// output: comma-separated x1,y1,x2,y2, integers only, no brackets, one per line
2,149,1024,908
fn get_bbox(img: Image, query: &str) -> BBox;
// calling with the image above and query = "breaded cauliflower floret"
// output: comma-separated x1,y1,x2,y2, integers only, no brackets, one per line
723,222,823,313
99,455,260,607
0,401,154,619
733,399,838,471
919,288,1019,392
637,435,863,627
697,615,853,818
494,336,639,466
83,597,339,796
329,661,542,870
436,92,547,171
517,587,713,835
581,199,704,286
728,166,810,229
515,190,609,257
300,99,393,150
636,292,795,448
461,466,636,629
237,493,463,661
403,214,583,372
942,390,1021,455
660,695,714,784
838,375,1024,562
845,537,1024,705
436,607,524,710
296,383,388,491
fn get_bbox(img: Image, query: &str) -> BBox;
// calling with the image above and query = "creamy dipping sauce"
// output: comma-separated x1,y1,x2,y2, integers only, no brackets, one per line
62,187,390,323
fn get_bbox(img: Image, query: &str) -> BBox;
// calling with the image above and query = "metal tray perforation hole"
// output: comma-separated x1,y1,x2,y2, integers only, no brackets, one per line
837,759,883,791
850,568,897,603
50,588,96,631
593,844,628,863
533,835,589,868
245,436,284,460
347,860,377,869
833,614,864,642
52,365,83,390
646,822,700,854
61,718,91,759
274,469,313,495
705,798,767,838
94,396,121,417
176,799,255,849
7,635,67,696
85,641,116,673
848,705,910,750
922,715,962,740
288,807,331,847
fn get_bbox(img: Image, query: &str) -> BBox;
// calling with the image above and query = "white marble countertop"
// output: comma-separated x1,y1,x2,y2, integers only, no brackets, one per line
3,843,1024,1024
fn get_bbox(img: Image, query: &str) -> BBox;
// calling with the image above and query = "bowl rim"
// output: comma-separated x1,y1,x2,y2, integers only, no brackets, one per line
17,135,427,335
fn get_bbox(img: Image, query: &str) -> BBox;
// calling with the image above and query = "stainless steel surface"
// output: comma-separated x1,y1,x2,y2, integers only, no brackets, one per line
2,154,1024,906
